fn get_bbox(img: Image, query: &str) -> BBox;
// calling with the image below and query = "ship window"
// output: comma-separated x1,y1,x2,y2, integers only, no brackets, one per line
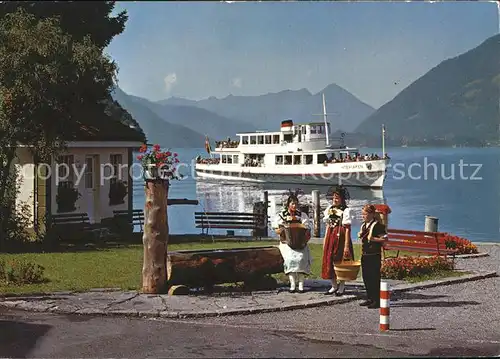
258,135,264,144
283,134,293,142
305,155,313,164
284,155,292,165
310,126,317,134
222,155,227,163
250,136,256,144
275,155,283,165
272,135,280,144
227,156,232,164
317,125,324,134
242,136,249,145
233,155,239,164
293,155,302,165
265,135,271,144
317,154,328,164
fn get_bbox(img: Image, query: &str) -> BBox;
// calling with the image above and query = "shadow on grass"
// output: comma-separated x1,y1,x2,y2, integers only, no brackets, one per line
2,233,265,254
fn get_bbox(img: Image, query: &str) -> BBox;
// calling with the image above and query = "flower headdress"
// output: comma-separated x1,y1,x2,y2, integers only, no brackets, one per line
280,188,305,212
329,185,350,201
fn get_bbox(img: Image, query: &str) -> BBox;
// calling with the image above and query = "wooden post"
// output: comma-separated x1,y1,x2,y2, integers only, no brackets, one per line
142,179,169,294
263,190,269,237
312,190,320,238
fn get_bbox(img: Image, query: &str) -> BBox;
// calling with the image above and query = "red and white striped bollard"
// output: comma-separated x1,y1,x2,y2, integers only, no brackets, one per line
380,281,390,331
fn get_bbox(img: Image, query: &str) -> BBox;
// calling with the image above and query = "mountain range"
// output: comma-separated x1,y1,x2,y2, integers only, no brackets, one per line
112,33,499,148
356,34,500,147
111,84,375,148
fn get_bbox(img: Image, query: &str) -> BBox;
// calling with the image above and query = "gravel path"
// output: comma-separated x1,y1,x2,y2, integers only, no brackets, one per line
162,244,500,356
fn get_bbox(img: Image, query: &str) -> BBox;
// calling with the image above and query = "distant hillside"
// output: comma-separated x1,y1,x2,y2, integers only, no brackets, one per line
111,88,205,148
126,95,257,140
356,34,500,147
158,83,375,133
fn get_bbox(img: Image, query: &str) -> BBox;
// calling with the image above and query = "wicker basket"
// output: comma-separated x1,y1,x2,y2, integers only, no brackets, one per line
334,260,361,281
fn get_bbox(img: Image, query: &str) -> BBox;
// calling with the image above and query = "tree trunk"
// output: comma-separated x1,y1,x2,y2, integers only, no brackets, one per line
167,246,283,287
142,179,169,294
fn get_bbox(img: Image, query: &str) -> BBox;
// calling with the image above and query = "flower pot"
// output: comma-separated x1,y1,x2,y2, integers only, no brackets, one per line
144,165,160,180
334,260,361,281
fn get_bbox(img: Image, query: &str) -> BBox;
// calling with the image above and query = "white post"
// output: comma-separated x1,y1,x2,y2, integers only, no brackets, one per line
323,93,329,147
380,281,390,331
382,124,386,158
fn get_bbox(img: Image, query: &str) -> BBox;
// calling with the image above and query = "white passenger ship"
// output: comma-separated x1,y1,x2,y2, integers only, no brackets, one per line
195,96,390,188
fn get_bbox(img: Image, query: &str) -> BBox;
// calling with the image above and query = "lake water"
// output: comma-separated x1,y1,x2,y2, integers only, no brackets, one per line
132,147,500,243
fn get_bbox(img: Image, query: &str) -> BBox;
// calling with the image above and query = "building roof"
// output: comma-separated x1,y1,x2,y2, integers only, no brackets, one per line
64,101,146,143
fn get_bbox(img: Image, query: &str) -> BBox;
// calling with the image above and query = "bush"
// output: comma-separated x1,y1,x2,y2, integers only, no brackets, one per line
444,234,478,255
0,259,46,285
382,256,454,280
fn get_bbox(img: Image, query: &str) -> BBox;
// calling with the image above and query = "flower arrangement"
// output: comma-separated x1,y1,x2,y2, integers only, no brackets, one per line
136,144,182,181
443,234,478,255
56,185,80,213
381,256,454,280
109,180,128,206
374,204,391,215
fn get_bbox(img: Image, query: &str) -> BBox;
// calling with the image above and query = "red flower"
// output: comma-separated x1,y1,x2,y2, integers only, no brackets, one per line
175,158,180,163
166,151,171,157
156,153,162,159
153,144,161,152
174,153,178,157
374,204,392,215
136,155,143,160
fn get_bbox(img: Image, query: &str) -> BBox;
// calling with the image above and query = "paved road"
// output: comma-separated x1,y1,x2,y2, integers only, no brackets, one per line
1,307,412,358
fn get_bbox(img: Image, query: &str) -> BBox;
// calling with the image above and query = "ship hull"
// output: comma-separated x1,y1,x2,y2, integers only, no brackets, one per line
194,159,389,188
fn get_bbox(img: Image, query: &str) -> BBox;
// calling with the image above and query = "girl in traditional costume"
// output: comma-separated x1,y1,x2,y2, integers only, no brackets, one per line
273,191,312,293
321,186,354,296
358,204,388,309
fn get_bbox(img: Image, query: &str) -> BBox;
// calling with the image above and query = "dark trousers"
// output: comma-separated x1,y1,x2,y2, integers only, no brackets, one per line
361,253,382,303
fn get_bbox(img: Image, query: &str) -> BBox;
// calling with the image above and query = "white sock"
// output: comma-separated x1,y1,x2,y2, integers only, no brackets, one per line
328,280,338,293
338,281,345,293
289,274,296,290
297,273,304,291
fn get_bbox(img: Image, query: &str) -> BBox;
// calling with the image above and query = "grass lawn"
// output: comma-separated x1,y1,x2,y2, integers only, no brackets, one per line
0,239,464,295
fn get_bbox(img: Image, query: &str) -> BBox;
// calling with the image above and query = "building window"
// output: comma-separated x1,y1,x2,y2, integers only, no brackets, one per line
56,155,74,187
84,157,94,189
110,154,123,184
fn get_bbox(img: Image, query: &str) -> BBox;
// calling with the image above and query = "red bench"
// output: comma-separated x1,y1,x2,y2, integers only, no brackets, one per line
383,228,458,258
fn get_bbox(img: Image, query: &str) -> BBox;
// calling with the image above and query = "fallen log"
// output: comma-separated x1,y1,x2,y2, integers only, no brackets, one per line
166,246,284,288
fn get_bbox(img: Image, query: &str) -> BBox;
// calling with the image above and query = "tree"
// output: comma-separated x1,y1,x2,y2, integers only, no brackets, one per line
0,1,127,49
0,8,119,247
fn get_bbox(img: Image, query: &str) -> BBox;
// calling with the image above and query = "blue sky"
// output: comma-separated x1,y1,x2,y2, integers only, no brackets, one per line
107,1,499,108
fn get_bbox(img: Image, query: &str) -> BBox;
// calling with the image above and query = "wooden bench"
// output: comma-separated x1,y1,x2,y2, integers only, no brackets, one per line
113,209,144,231
51,212,90,228
194,212,267,238
383,228,458,258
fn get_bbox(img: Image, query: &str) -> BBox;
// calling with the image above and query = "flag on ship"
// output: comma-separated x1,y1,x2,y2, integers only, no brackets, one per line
205,135,211,155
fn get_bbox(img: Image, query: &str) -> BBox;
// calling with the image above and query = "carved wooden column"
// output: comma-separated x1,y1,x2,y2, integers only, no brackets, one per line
142,179,169,294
